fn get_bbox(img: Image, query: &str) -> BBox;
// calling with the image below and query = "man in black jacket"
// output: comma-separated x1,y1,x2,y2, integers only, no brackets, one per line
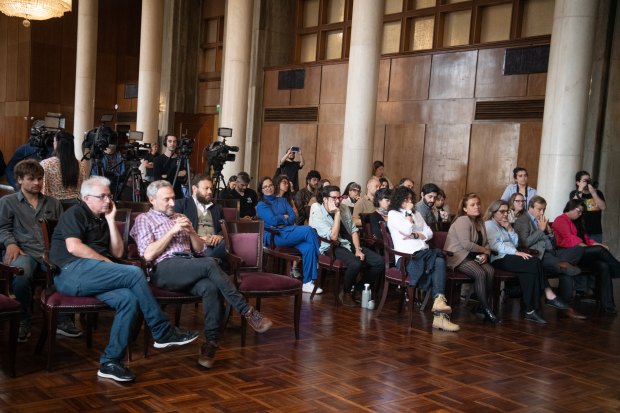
174,174,226,261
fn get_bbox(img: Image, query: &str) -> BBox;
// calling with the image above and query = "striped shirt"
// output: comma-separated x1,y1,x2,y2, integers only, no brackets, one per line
130,208,207,265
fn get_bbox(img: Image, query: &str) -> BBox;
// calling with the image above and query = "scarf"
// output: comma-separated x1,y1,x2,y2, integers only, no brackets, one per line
377,208,388,219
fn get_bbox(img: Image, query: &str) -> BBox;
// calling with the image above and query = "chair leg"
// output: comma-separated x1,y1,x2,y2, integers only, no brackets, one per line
492,277,501,314
255,298,261,312
462,283,474,308
46,307,60,373
310,267,323,300
143,319,151,358
334,270,340,308
374,280,390,317
92,313,99,330
420,289,431,311
35,308,49,355
294,293,301,340
240,313,247,347
9,312,20,377
86,314,93,349
174,304,182,327
397,285,406,313
407,286,415,328
595,274,602,310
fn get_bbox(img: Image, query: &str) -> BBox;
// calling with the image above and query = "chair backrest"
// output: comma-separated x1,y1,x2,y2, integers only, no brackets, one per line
429,231,448,251
222,207,240,221
379,221,395,266
220,219,264,271
114,208,131,257
117,201,151,213
359,213,374,240
215,198,240,211
60,202,77,211
40,218,59,252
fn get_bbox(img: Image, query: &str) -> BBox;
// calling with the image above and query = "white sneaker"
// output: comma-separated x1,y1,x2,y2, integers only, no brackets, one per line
303,281,323,294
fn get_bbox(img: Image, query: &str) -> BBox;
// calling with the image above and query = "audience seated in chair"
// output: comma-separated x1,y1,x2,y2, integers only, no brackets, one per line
416,183,441,224
484,199,569,324
311,185,384,307
174,174,226,262
353,178,380,227
256,177,320,294
0,159,82,342
432,188,450,223
341,181,361,208
307,179,331,226
553,199,620,314
513,195,586,319
131,180,272,369
378,178,389,190
274,174,298,216
369,187,391,240
444,193,499,324
398,177,414,189
507,192,526,224
50,176,199,382
293,170,321,225
387,186,459,331
221,172,258,219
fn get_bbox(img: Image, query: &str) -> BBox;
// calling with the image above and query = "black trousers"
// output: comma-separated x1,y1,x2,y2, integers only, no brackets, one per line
330,246,384,292
542,246,584,304
578,245,620,308
152,257,251,342
492,255,549,312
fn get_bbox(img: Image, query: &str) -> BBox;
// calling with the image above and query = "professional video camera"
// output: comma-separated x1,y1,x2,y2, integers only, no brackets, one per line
205,128,239,195
178,135,195,156
28,113,65,158
121,131,150,164
82,114,119,168
114,131,149,203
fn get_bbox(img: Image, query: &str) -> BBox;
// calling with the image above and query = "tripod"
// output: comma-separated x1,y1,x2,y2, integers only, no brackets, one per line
114,159,146,202
88,156,106,178
171,153,191,194
211,166,228,200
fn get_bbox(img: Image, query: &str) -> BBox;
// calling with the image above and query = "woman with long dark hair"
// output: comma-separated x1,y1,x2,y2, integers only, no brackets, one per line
553,199,620,313
256,177,320,293
41,132,87,203
274,174,298,216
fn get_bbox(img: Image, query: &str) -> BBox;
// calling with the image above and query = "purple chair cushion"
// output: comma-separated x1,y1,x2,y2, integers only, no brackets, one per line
318,254,347,268
41,289,111,309
429,231,448,250
149,284,200,299
494,268,518,278
447,269,470,280
385,267,410,284
115,222,126,236
230,233,259,267
238,272,302,293
0,294,20,313
274,246,301,255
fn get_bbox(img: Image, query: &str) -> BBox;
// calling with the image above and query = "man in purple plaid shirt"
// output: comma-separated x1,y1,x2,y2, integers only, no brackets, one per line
130,180,273,369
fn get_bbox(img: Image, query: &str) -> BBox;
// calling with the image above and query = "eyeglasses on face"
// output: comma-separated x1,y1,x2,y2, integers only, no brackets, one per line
262,184,274,190
575,208,584,215
88,194,113,201
495,209,509,215
328,196,342,202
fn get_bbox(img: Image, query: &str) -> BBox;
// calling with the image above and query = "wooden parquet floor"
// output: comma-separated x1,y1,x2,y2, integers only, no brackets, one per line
1,281,619,413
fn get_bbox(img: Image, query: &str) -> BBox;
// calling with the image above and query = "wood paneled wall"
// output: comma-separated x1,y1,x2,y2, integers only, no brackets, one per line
0,0,142,182
260,44,547,212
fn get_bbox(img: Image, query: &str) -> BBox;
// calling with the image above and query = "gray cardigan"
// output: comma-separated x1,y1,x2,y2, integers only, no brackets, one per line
444,215,490,269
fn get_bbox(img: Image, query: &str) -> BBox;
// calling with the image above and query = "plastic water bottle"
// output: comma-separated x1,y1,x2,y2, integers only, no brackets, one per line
362,284,371,308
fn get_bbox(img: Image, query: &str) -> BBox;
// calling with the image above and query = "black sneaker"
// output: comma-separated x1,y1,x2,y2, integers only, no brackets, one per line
603,307,618,314
56,319,83,338
18,320,31,343
154,326,199,348
97,361,136,382
545,296,569,310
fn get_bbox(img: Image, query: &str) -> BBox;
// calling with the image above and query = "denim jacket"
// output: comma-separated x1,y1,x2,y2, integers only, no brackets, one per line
311,203,358,254
484,218,518,263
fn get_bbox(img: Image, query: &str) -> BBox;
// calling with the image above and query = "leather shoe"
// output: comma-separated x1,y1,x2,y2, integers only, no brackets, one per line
198,341,219,369
603,307,618,314
524,311,547,324
545,296,569,310
339,291,357,307
555,263,581,276
561,308,587,320
352,291,362,304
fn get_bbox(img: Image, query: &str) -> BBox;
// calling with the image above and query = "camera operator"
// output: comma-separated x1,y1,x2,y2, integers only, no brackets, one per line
154,134,187,200
6,141,54,190
143,143,160,183
41,132,87,203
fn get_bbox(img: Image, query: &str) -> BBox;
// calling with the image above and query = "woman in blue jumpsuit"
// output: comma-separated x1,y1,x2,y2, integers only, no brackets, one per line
256,177,319,291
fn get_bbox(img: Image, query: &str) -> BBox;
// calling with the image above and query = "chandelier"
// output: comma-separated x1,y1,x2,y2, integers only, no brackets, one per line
0,0,72,25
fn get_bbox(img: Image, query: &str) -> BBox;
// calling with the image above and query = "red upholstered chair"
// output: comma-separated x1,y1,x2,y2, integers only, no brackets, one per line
0,294,20,377
221,220,302,347
60,202,77,211
116,201,151,213
428,231,473,308
312,229,354,308
215,199,240,221
264,227,302,276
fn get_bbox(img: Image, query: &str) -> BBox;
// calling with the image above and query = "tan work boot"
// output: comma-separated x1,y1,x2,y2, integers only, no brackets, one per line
198,341,219,369
431,294,452,314
432,313,460,332
244,306,273,333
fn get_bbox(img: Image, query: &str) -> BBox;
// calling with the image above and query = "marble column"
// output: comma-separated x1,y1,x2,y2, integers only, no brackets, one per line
73,0,98,161
220,0,253,179
339,0,386,188
136,0,165,149
537,0,599,218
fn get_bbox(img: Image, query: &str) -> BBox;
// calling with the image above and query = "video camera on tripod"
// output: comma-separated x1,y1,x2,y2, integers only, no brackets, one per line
205,127,239,196
82,114,119,175
28,113,65,158
122,131,151,166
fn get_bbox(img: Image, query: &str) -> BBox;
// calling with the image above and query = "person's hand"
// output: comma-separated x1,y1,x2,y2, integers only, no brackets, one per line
3,244,25,265
578,243,588,247
297,148,302,155
595,243,609,250
178,170,187,177
210,235,223,246
104,200,117,221
355,248,365,261
283,215,289,220
326,198,339,214
516,251,532,260
577,180,587,192
405,201,414,212
286,147,292,155
172,216,193,234
483,247,491,256
587,183,595,194
162,174,167,178
440,210,449,221
240,216,253,221
102,257,114,263
498,219,512,230
417,233,427,240
478,254,487,264
537,215,548,231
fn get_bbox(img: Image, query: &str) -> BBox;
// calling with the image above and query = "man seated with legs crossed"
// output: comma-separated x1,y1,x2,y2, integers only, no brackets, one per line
50,176,199,382
311,185,384,307
0,159,82,342
174,174,226,262
513,195,586,319
131,180,273,369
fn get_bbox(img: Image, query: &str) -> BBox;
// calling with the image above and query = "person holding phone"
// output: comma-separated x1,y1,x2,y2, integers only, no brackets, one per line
278,147,305,192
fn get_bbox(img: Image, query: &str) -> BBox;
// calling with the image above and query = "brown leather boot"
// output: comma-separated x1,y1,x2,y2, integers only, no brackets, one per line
244,307,273,333
198,341,219,369
352,291,362,304
339,291,357,307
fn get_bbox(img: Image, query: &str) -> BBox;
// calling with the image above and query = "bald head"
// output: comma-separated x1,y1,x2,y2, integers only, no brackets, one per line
367,178,380,198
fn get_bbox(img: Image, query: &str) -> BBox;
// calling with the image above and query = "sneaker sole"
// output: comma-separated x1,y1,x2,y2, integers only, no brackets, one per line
432,324,460,332
97,371,134,381
302,287,323,294
251,320,273,333
56,329,83,338
154,334,199,348
431,307,452,314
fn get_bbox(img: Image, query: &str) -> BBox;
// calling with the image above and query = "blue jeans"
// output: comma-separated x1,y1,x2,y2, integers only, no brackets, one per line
54,258,170,364
206,240,226,261
5,253,69,323
271,226,319,284
405,255,447,300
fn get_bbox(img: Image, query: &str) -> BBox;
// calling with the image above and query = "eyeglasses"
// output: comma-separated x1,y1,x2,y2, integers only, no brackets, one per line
495,210,509,215
328,196,343,202
262,184,274,190
349,189,360,193
88,194,113,201
575,209,584,215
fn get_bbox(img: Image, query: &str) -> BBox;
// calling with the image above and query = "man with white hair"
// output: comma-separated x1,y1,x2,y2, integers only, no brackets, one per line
50,176,199,382
130,180,273,369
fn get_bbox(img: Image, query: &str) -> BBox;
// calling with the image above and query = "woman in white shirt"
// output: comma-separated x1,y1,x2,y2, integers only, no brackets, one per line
387,187,459,332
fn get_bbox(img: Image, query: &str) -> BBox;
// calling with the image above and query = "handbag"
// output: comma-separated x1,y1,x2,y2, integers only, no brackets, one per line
501,278,523,304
